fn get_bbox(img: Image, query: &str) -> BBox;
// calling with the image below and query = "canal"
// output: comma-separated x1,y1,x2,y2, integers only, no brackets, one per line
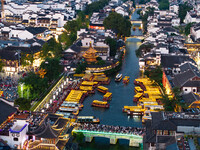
74,10,142,150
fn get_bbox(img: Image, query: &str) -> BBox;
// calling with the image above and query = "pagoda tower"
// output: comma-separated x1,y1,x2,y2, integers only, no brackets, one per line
83,42,98,63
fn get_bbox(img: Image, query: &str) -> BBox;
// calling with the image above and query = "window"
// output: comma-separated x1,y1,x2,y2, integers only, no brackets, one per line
163,130,168,135
169,131,175,135
193,89,196,92
14,138,18,141
185,89,187,91
157,130,162,135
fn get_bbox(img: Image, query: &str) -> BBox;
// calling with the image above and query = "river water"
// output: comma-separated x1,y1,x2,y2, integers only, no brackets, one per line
75,10,143,150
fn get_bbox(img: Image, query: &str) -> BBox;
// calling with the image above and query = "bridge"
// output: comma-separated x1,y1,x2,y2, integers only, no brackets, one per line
125,35,144,41
135,4,145,9
72,124,144,147
130,20,142,24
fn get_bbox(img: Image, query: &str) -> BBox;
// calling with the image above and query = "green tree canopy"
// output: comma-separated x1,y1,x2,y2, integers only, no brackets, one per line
135,43,154,57
84,0,109,15
15,98,31,110
185,23,194,36
64,20,80,33
103,12,131,37
75,62,87,74
19,72,48,100
139,0,150,4
158,0,169,10
20,53,34,67
0,60,4,72
139,7,155,34
144,66,163,86
178,2,192,23
40,57,63,81
105,37,117,56
40,38,62,59
161,87,185,111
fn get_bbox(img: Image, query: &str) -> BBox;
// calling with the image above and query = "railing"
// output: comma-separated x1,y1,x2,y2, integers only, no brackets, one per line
32,73,65,112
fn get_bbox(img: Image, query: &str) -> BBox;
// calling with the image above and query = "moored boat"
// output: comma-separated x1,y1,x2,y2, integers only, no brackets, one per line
103,92,112,101
133,93,143,102
97,86,108,94
77,116,100,124
115,73,122,82
91,100,109,108
59,107,80,116
134,86,143,93
123,76,130,84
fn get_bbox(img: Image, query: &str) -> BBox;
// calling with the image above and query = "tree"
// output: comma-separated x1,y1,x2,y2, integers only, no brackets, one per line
158,0,169,10
64,20,79,33
139,7,155,34
19,72,48,100
40,38,63,59
20,53,34,67
135,43,154,57
0,60,4,72
96,60,106,65
185,23,194,36
105,37,117,56
103,12,131,37
84,0,109,15
144,66,163,86
160,87,184,111
139,0,150,4
15,98,31,110
40,58,63,82
75,62,87,74
179,2,192,23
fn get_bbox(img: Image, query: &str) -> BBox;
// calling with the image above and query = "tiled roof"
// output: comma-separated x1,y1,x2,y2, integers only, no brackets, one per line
0,100,17,125
182,92,200,105
161,55,191,68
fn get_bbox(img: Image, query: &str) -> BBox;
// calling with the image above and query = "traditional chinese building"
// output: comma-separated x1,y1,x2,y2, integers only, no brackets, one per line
83,43,98,63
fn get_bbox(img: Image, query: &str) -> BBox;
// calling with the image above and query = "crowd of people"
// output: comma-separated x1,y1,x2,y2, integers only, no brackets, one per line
0,76,18,101
78,123,145,136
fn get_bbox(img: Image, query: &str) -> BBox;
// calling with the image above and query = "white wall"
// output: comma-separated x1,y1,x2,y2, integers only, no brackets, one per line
177,126,200,134
182,87,197,94
0,120,29,149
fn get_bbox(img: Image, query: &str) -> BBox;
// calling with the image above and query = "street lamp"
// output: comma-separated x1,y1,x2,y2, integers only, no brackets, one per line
15,50,21,73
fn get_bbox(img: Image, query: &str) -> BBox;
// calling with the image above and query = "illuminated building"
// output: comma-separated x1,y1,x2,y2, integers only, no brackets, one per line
83,43,98,63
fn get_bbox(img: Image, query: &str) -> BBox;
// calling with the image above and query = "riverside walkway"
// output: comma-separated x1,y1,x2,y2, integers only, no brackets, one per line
73,123,144,147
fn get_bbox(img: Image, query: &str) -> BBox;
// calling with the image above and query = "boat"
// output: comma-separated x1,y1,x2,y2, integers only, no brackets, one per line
77,116,100,124
115,73,122,82
126,106,144,116
122,106,137,113
123,76,130,84
59,107,79,116
91,100,109,108
135,86,143,93
133,93,143,102
142,110,152,123
97,86,108,94
103,92,112,101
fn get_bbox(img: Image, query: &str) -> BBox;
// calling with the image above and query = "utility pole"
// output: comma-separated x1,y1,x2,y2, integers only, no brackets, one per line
15,50,21,73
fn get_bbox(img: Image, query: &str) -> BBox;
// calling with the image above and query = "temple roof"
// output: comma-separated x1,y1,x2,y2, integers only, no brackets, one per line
85,43,97,54
30,114,66,139
34,121,61,139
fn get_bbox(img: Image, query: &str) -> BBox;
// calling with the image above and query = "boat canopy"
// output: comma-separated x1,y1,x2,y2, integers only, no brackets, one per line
103,92,112,98
93,100,107,104
97,86,108,91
